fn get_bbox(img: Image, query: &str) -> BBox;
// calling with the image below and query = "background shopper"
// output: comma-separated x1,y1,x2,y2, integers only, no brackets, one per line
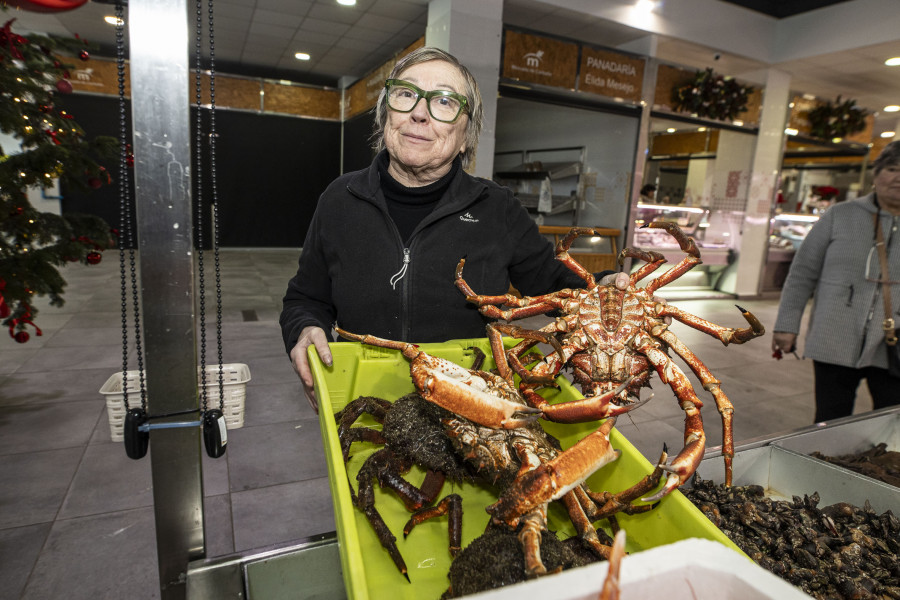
280,47,616,411
772,141,900,421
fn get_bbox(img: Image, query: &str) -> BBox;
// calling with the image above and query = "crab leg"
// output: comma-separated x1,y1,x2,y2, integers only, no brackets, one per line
657,303,765,345
618,247,666,285
535,379,647,424
403,493,463,557
487,417,620,527
582,446,668,518
336,328,541,429
455,258,575,321
599,530,627,600
559,491,613,560
638,222,702,295
554,227,602,287
657,329,739,486
632,333,707,501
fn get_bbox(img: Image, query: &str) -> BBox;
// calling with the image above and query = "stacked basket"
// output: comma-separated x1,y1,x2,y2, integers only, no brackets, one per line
99,364,250,442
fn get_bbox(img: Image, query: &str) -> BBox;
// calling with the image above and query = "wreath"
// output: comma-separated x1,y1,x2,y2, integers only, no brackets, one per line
812,185,839,200
806,96,868,140
671,68,753,122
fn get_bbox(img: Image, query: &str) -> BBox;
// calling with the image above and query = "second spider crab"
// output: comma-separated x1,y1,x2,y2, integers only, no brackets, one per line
455,222,765,499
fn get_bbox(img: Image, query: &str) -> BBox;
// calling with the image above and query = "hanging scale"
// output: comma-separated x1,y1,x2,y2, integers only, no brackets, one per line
117,0,227,459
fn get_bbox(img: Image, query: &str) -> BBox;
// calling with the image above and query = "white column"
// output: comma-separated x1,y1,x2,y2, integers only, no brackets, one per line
727,68,791,297
426,0,503,179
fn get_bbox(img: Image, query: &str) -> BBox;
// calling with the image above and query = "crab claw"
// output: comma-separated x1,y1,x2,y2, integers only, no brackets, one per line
640,430,705,502
412,355,542,429
336,327,539,429
539,378,645,424
487,417,620,526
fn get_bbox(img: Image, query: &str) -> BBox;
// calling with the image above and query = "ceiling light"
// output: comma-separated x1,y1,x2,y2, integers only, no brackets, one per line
337,0,356,5
784,128,799,136
885,57,900,66
666,128,676,133
885,105,900,112
294,52,311,61
104,15,124,26
635,0,657,12
881,131,896,138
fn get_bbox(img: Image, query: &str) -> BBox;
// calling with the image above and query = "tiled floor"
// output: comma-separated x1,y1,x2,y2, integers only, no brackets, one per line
0,249,874,599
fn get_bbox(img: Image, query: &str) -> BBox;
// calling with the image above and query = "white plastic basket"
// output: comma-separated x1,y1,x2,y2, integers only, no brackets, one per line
99,363,250,442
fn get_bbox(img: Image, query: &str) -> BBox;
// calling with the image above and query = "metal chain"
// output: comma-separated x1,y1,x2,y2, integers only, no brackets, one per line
208,0,225,404
193,0,225,412
194,0,208,413
116,0,146,411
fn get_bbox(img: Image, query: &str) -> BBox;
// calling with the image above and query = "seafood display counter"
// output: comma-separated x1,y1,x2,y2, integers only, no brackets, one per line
698,407,899,513
308,338,742,600
690,408,900,599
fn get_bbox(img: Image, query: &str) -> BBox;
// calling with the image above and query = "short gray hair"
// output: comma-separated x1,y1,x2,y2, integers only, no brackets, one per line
372,46,484,169
873,140,900,175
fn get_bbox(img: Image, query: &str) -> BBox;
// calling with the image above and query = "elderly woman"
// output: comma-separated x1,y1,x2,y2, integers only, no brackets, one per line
280,47,614,410
772,140,900,422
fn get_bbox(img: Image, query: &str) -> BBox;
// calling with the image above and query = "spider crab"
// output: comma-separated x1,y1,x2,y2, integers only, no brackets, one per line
333,328,665,583
454,222,765,499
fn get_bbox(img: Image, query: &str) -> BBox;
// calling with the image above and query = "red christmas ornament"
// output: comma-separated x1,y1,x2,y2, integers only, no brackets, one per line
2,0,88,13
0,295,8,319
86,251,102,265
88,177,102,189
13,331,29,343
55,79,73,94
79,49,89,61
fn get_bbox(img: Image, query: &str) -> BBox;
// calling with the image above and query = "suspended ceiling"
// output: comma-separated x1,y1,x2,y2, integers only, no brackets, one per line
5,0,900,136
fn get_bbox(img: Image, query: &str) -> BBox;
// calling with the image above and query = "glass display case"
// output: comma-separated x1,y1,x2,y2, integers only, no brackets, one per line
628,203,739,299
632,203,734,267
763,213,820,292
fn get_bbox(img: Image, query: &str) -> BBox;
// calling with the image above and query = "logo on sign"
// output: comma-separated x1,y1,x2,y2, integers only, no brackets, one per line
512,49,552,77
524,50,543,68
72,68,103,88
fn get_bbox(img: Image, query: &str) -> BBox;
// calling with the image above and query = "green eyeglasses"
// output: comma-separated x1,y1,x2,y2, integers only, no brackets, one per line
384,79,469,123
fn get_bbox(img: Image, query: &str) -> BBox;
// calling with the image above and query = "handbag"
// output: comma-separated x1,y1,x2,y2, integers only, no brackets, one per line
872,213,900,377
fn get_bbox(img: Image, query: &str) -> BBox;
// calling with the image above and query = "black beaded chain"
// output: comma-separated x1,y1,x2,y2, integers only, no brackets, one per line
116,0,146,412
194,0,225,414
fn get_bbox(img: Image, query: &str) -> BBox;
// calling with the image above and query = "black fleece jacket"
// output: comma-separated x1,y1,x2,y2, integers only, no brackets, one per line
280,151,607,352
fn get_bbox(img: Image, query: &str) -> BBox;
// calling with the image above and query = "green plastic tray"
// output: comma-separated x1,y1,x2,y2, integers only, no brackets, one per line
310,338,739,600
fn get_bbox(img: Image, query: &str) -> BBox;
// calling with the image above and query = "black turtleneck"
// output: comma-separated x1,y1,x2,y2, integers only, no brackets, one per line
378,152,460,245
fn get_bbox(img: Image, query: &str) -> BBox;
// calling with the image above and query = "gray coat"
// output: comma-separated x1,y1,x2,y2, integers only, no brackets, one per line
774,193,900,369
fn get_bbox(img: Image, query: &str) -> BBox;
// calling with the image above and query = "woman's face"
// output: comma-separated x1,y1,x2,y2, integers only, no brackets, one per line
874,163,900,206
383,60,468,185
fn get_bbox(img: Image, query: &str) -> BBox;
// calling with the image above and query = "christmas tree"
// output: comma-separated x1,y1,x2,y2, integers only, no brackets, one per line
0,16,118,343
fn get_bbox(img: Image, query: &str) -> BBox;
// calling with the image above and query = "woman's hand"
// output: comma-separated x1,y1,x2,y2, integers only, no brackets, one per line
599,271,630,290
289,326,333,413
600,271,671,324
772,331,798,358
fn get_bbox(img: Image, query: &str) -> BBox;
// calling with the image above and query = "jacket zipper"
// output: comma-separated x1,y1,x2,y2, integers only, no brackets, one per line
390,248,410,289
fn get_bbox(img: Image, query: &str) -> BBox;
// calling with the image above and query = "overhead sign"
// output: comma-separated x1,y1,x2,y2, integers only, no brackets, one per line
502,30,578,89
579,47,644,103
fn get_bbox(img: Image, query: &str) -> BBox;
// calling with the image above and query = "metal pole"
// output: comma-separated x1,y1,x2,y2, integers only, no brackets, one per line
129,1,205,598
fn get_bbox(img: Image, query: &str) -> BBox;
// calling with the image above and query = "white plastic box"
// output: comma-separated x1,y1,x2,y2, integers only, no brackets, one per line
465,538,813,600
99,363,250,441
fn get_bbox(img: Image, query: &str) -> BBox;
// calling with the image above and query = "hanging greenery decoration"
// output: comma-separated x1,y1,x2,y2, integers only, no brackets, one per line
671,68,753,122
806,96,868,140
